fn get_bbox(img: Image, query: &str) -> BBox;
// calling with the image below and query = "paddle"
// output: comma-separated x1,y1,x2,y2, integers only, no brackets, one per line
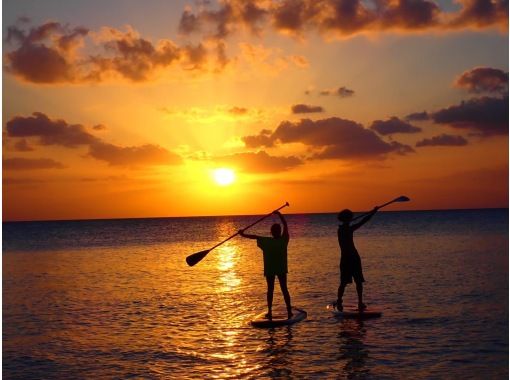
351,195,410,222
186,202,290,267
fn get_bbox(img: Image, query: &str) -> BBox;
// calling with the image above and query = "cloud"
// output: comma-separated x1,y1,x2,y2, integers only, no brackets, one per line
455,67,508,94
242,129,275,148
432,95,508,136
320,86,355,97
405,111,430,121
450,0,508,28
228,106,248,115
88,141,181,166
3,157,66,170
243,117,414,160
215,151,303,172
370,116,422,135
291,104,325,113
13,139,34,152
177,0,507,40
5,112,182,167
5,22,88,83
6,112,99,147
415,134,468,147
5,22,226,83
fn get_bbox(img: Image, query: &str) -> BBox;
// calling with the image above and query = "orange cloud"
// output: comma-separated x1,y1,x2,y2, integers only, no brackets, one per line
214,150,303,172
4,157,66,170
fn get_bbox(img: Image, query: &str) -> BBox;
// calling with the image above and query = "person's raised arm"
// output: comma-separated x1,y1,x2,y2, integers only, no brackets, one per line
238,229,259,240
351,207,379,231
274,210,289,240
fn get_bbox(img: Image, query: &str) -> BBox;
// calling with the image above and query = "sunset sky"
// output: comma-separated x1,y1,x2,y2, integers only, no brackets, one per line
3,0,508,221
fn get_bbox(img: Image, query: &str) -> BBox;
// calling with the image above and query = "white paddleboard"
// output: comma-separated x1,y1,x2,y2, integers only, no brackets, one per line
327,304,382,320
251,307,307,328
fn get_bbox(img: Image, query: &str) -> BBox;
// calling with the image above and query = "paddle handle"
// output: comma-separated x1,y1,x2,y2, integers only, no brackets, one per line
209,202,289,251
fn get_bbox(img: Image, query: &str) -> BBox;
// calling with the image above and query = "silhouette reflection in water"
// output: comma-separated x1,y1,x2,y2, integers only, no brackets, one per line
260,326,294,379
337,319,371,378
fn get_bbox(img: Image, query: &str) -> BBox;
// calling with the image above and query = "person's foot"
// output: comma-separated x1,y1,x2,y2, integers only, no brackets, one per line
287,308,293,319
358,303,367,312
265,312,272,320
334,300,343,312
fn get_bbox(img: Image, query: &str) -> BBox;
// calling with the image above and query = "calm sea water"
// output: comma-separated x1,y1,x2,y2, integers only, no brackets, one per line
3,209,508,379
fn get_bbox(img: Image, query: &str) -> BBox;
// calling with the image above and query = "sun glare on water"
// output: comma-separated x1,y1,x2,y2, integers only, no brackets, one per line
212,168,236,186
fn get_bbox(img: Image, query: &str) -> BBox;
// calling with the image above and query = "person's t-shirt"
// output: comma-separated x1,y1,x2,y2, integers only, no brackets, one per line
256,236,288,276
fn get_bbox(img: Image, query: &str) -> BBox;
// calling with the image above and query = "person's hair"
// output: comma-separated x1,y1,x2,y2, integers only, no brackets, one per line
271,223,281,237
337,209,353,222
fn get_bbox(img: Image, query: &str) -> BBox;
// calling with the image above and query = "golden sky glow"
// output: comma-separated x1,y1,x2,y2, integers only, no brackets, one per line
2,0,508,221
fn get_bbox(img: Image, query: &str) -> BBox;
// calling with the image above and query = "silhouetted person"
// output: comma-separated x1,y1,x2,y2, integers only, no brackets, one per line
336,207,379,312
239,210,292,319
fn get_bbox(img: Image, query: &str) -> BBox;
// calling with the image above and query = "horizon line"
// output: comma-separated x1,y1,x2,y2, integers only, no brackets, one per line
3,206,508,223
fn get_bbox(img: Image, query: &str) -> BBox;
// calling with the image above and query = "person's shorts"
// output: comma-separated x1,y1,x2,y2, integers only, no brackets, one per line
340,255,364,284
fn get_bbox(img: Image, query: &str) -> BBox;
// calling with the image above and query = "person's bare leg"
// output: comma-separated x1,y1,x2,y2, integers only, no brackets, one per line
278,274,292,318
265,275,275,319
355,280,366,311
337,282,346,311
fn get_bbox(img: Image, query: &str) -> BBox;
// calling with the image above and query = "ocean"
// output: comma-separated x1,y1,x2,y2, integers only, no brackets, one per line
3,209,508,379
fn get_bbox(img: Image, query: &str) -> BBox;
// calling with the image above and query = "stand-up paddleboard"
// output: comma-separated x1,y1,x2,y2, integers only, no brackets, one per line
327,304,382,320
251,307,307,328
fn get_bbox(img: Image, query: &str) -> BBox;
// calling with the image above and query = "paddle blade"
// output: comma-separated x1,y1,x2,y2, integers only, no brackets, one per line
186,249,210,267
394,195,410,202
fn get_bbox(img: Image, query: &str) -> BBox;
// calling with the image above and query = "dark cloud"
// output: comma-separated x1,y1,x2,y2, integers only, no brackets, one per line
6,112,99,147
6,112,86,146
405,111,430,121
380,0,441,29
4,157,66,170
244,117,414,160
242,129,275,148
320,86,355,97
455,67,508,94
228,106,248,115
451,0,508,28
177,0,506,39
92,124,107,131
370,116,422,135
432,95,509,136
5,22,88,83
5,112,182,167
291,104,325,114
178,0,268,38
215,151,303,172
416,134,468,147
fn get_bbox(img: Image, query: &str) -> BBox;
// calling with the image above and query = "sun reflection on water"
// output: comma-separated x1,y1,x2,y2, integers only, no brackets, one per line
216,243,241,292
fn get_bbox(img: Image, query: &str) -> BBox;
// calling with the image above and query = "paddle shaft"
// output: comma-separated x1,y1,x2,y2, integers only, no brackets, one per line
351,198,403,222
208,202,289,251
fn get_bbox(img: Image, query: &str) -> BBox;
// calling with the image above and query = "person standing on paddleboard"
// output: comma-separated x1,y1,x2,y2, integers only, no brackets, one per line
336,207,379,312
239,210,292,320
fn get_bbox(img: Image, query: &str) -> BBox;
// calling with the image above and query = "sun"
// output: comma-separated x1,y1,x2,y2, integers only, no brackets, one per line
212,168,236,186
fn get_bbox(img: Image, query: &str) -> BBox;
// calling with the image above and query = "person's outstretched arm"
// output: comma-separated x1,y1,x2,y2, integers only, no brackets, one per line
239,230,259,239
352,207,379,231
274,210,289,240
